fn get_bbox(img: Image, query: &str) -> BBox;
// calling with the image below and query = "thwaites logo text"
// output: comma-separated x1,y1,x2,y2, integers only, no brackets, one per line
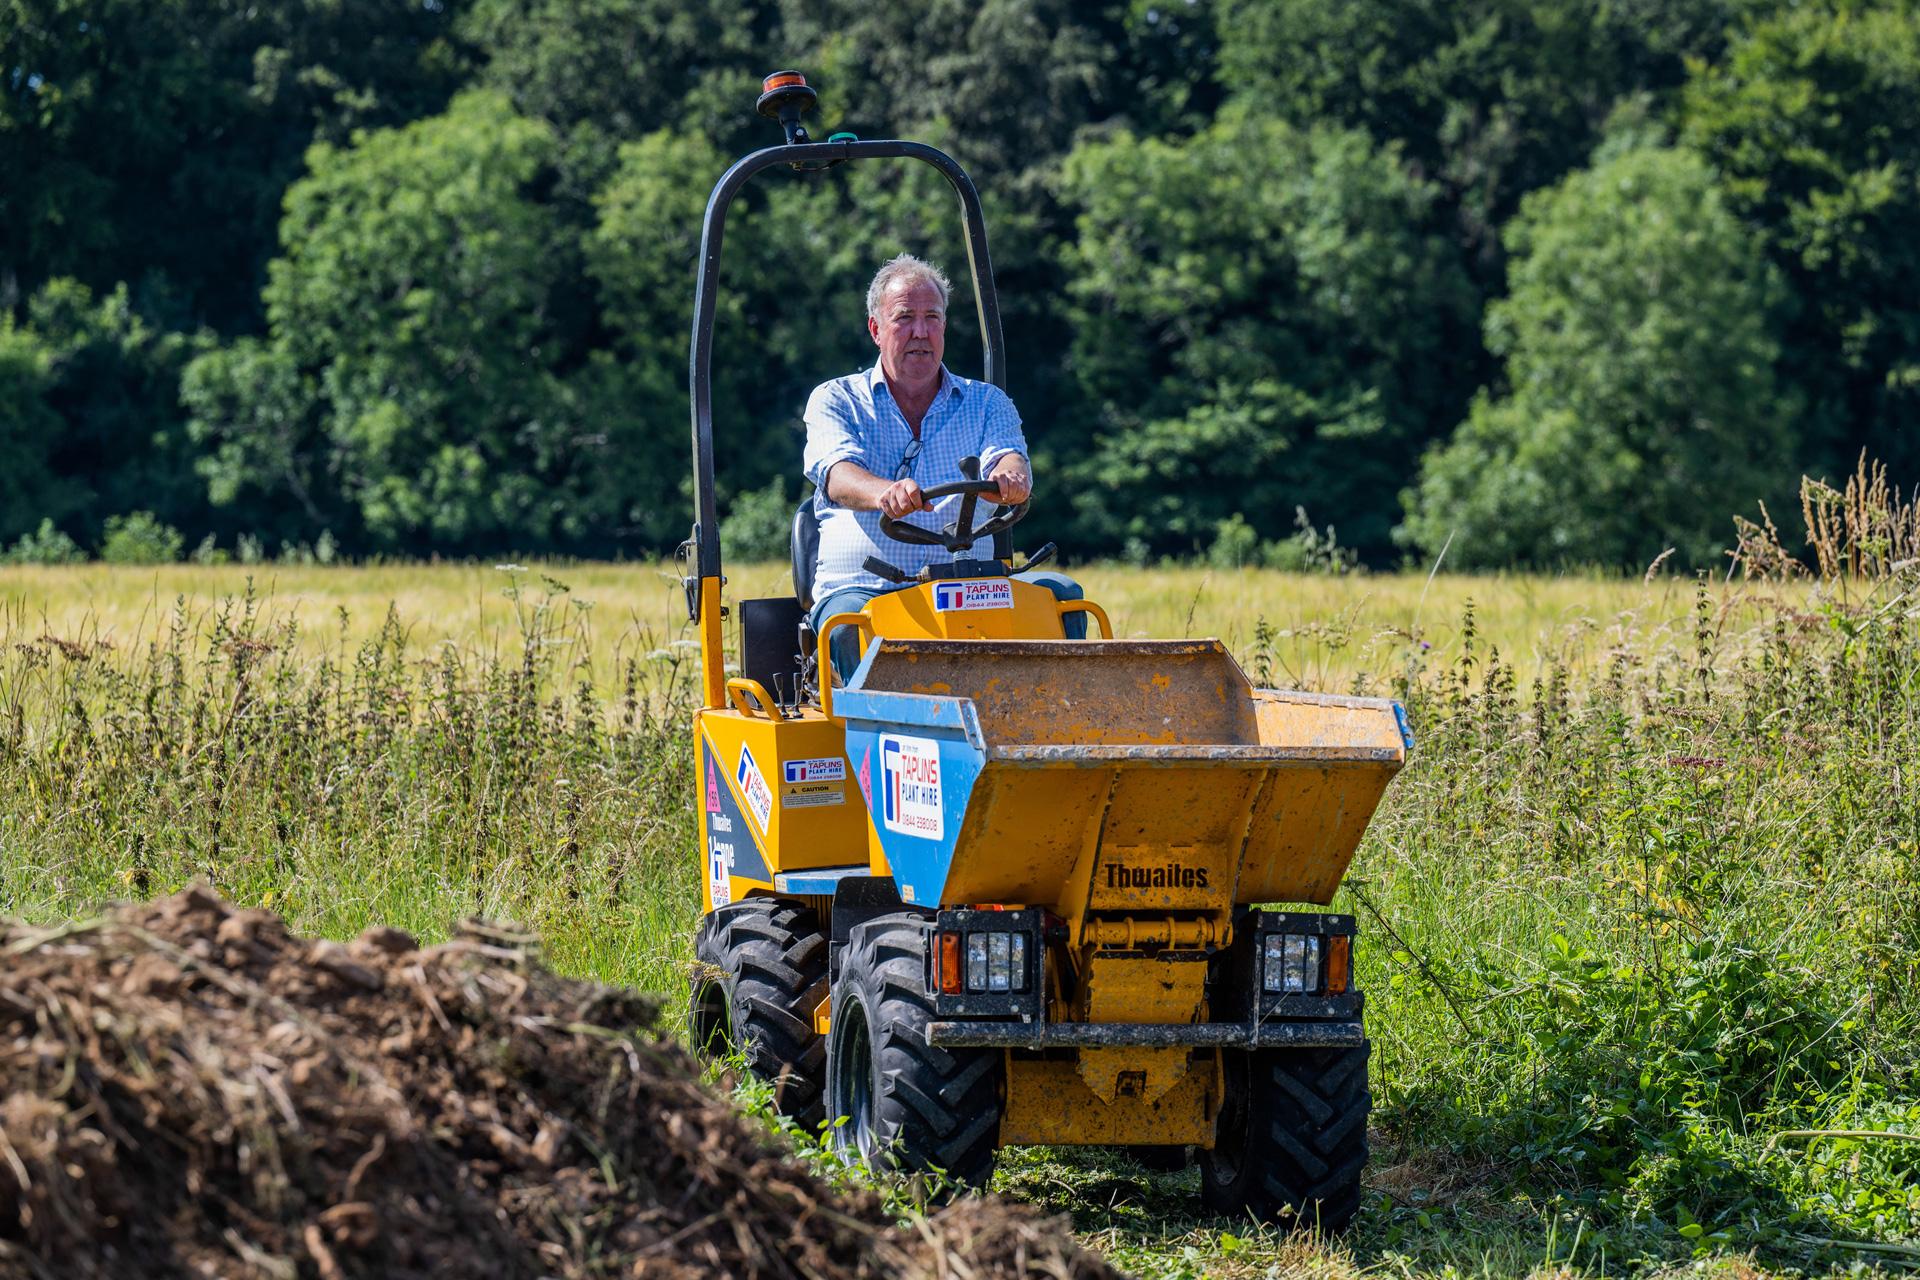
705,753,735,907
932,578,1013,612
880,734,943,840
1106,861,1210,890
782,756,846,784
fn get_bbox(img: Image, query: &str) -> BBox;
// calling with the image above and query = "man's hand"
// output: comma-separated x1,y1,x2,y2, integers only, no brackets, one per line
879,478,933,519
988,454,1032,505
825,454,1030,515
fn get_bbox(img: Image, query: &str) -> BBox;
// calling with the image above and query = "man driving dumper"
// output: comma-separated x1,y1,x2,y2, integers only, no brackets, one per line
803,254,1084,679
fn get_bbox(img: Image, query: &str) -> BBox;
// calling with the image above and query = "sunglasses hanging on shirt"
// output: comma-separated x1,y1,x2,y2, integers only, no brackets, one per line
894,437,923,481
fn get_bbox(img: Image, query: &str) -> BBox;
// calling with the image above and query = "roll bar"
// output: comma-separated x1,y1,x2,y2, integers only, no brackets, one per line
682,104,1007,708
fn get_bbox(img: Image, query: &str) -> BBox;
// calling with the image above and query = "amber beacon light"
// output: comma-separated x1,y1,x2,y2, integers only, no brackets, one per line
756,71,819,142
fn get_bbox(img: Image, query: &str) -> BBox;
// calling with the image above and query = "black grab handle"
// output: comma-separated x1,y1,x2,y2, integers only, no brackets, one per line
684,135,1006,599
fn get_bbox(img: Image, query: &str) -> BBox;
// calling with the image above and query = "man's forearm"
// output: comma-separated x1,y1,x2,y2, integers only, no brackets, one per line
824,462,893,512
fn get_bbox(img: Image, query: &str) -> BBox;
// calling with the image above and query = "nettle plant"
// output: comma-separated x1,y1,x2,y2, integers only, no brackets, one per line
1358,537,1920,1252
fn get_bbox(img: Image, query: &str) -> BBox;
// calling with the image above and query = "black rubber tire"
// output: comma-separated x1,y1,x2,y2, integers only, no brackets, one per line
824,913,1003,1189
689,899,830,1132
1200,1043,1371,1231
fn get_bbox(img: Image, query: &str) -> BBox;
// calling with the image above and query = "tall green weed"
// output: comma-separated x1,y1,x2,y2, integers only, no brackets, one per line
1354,571,1920,1256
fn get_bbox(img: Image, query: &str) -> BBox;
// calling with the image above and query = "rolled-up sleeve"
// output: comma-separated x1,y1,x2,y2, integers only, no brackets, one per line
804,383,867,506
975,384,1028,472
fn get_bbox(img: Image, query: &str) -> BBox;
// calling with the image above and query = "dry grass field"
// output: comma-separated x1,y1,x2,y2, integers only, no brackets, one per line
0,559,1786,697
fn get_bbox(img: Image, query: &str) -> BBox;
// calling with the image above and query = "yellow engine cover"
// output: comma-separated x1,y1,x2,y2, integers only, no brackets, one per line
862,576,1068,641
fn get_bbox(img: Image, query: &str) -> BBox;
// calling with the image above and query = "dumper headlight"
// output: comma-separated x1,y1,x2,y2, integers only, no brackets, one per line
1263,934,1321,993
964,931,1028,993
967,934,988,990
987,933,1011,990
930,910,1043,1014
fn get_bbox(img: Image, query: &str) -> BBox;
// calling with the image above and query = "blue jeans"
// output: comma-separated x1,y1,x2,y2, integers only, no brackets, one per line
810,570,1086,683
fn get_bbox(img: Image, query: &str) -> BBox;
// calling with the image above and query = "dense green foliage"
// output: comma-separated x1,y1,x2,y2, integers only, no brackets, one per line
1401,132,1797,568
6,0,1920,564
1063,107,1475,556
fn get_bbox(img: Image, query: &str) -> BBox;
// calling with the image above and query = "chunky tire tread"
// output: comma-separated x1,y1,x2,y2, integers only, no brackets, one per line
934,1108,1000,1168
827,914,1003,1190
1200,1043,1371,1232
737,953,807,989
688,899,830,1131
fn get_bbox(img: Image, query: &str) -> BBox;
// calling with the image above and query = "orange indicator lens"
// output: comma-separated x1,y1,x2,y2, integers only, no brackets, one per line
762,72,808,93
1326,935,1351,994
937,932,963,994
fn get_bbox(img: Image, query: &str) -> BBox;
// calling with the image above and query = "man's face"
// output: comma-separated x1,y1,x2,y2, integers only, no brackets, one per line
869,279,946,386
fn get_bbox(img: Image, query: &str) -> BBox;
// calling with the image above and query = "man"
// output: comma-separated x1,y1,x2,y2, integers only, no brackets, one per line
803,254,1083,679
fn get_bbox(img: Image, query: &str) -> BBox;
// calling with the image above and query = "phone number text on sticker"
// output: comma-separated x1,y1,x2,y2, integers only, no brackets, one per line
880,734,943,840
932,579,1013,612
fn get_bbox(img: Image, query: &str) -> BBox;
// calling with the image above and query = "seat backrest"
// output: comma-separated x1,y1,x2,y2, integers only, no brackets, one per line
791,497,821,611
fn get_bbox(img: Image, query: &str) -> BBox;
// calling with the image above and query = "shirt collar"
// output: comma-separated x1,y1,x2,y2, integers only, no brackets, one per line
869,362,963,402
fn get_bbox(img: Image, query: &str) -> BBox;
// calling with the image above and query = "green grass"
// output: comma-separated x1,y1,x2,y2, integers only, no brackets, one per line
6,562,1920,1278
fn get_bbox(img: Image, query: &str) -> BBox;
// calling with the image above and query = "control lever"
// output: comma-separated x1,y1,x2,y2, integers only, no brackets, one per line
1018,542,1057,574
863,555,912,584
796,622,819,707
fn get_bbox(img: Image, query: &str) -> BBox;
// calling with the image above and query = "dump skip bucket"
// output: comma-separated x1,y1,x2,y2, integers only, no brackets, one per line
834,639,1409,910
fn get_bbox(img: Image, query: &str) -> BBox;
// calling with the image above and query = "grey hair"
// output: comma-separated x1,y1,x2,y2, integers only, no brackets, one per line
865,254,952,322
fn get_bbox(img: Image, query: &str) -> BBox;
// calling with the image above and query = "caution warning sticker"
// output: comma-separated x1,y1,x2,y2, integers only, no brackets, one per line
781,780,845,809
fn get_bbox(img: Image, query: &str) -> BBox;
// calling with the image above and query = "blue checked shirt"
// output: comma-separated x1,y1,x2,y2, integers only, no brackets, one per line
803,363,1028,599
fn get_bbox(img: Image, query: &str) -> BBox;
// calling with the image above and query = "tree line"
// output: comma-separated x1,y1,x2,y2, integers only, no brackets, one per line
3,0,1916,569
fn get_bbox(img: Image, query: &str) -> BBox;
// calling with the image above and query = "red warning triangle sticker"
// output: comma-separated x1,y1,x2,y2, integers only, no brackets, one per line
706,752,722,813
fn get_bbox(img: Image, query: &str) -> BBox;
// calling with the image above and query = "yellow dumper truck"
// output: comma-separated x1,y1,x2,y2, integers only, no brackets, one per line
685,73,1410,1230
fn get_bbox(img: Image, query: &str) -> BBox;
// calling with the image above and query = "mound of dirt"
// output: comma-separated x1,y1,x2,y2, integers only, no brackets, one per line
0,888,1118,1280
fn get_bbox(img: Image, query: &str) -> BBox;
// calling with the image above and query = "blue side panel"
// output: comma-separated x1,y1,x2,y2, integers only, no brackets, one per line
1393,701,1415,752
839,689,987,908
833,688,985,746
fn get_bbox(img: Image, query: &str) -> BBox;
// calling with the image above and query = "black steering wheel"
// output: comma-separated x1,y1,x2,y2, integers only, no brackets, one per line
878,455,1030,553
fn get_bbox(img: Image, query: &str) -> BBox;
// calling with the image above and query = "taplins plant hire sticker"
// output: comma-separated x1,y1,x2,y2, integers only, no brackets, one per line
735,744,773,833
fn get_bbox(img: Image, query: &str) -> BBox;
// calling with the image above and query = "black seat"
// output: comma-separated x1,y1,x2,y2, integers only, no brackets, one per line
791,497,821,611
